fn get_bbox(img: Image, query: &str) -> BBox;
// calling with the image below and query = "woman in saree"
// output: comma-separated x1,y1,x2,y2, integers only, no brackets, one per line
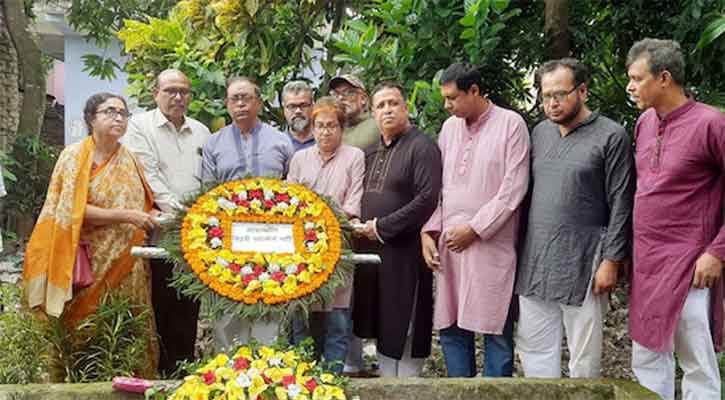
23,92,160,378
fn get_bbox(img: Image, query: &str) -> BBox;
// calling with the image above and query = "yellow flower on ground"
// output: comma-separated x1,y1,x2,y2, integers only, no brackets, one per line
235,346,252,360
248,375,268,399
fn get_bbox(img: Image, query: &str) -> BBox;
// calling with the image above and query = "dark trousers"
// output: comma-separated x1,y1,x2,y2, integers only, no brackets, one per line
151,258,200,375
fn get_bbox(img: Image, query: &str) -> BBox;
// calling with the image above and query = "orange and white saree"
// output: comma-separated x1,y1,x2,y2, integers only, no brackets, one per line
23,136,159,376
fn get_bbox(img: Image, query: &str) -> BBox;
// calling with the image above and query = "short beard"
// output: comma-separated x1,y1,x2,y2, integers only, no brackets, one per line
551,99,583,126
289,117,310,133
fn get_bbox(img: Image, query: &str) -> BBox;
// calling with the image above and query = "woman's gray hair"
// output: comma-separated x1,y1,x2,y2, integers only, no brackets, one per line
627,38,686,86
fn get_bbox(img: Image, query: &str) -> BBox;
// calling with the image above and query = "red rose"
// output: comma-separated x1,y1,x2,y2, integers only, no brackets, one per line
243,275,256,286
304,230,318,241
228,263,241,273
249,189,263,200
298,201,307,209
297,263,307,272
304,378,318,392
282,374,296,387
239,199,250,207
271,271,286,282
262,373,272,384
264,200,275,209
275,193,290,203
231,193,241,203
203,370,215,385
208,227,224,238
233,357,250,371
253,265,265,276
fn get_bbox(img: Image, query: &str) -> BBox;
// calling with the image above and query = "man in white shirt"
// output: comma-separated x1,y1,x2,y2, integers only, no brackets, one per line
123,69,211,375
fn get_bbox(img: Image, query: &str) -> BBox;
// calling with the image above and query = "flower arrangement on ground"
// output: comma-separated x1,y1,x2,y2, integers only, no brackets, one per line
164,340,348,400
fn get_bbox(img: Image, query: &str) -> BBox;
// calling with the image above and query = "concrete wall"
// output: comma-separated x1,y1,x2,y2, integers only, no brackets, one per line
63,36,131,145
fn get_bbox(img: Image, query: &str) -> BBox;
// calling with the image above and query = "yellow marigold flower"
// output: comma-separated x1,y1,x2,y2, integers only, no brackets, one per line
201,199,219,213
275,386,290,400
282,351,298,367
324,385,346,400
212,354,230,368
235,346,252,360
266,367,285,383
298,270,311,283
244,280,261,294
248,375,268,399
258,346,275,360
251,359,268,370
320,373,334,384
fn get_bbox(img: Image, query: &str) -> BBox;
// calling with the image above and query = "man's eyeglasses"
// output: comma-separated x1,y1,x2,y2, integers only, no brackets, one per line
227,94,258,104
541,84,580,103
332,89,358,100
96,108,131,119
161,88,190,98
284,103,312,112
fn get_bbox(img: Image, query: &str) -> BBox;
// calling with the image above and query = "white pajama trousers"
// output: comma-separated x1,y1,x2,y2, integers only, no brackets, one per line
213,314,280,352
631,287,721,400
516,288,608,378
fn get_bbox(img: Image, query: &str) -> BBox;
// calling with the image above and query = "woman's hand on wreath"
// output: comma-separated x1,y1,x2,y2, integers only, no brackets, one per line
125,209,159,231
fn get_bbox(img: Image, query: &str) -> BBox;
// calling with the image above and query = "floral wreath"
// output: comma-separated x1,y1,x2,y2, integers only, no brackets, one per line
160,178,353,321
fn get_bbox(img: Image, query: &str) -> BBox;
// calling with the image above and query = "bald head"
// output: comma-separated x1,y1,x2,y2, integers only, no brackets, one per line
154,69,191,128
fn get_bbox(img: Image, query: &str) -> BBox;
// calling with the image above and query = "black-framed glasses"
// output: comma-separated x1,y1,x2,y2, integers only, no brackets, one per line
161,87,190,97
227,94,258,104
541,84,580,103
96,107,131,119
284,102,312,112
314,123,340,133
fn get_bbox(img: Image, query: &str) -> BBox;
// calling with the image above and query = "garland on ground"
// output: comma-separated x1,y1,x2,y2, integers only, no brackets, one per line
148,340,348,400
159,178,355,322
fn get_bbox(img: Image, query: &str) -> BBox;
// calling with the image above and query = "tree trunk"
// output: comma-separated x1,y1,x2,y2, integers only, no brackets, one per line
544,0,570,59
3,0,45,140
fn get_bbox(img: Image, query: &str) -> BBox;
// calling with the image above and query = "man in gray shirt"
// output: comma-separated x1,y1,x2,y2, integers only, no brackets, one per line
515,58,635,378
282,80,315,152
202,76,294,182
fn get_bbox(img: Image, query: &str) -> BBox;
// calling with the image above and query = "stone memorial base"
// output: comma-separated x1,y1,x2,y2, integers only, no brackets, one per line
0,378,658,400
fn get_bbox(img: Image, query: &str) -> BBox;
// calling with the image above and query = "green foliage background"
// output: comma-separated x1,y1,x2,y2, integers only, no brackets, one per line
73,0,725,134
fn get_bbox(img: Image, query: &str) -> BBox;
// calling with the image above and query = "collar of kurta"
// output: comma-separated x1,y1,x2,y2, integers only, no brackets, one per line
287,129,315,145
658,98,696,122
565,111,600,135
152,108,191,134
379,125,413,149
232,120,262,137
315,145,340,164
465,100,495,134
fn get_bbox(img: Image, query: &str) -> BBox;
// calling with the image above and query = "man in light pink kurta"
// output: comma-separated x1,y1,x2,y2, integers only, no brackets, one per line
287,97,365,373
421,62,530,377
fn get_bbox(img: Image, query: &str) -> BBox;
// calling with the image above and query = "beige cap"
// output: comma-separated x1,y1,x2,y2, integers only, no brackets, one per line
330,74,366,91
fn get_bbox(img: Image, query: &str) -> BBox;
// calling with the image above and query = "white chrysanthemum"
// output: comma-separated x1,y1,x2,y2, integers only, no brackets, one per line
277,202,289,210
207,216,220,227
290,197,299,205
236,373,252,388
258,272,270,282
215,257,229,267
239,191,248,200
304,222,315,230
267,263,281,273
210,237,223,249
241,265,253,275
288,384,302,399
285,264,298,275
268,356,282,367
217,198,237,210
263,189,274,200
306,242,315,252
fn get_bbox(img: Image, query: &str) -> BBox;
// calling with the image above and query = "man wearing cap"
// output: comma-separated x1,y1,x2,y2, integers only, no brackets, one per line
329,74,380,376
330,74,379,151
